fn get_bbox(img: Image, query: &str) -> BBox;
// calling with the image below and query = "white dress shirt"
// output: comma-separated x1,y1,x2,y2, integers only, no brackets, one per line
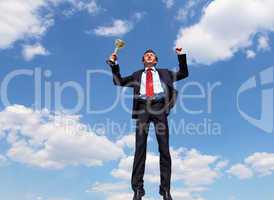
111,60,165,96
139,66,164,96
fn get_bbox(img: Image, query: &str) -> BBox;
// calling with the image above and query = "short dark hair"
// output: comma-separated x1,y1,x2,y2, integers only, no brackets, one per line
142,48,158,62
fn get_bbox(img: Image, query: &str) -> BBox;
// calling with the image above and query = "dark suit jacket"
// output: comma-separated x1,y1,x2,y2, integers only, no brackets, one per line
108,54,189,119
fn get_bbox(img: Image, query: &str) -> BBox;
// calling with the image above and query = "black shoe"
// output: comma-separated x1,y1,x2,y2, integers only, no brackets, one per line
161,191,173,200
133,189,145,200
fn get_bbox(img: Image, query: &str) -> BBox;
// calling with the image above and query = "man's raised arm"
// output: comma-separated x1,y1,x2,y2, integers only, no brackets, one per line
107,53,135,87
169,47,189,82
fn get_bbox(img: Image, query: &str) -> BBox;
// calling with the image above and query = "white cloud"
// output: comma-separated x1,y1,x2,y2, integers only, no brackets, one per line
227,164,254,180
115,134,136,149
63,0,102,16
215,160,229,171
47,198,70,200
73,0,100,14
111,147,223,187
132,12,146,22
88,181,129,193
175,0,274,65
88,182,154,200
173,148,220,186
94,20,133,37
24,193,71,200
0,0,103,51
91,140,226,200
90,180,207,200
257,35,271,51
245,152,274,176
245,50,256,59
162,0,175,9
110,148,215,199
106,193,153,200
115,132,152,150
22,43,50,61
0,105,124,169
0,0,57,49
105,193,133,200
93,12,145,37
227,152,274,179
172,189,206,200
176,0,203,21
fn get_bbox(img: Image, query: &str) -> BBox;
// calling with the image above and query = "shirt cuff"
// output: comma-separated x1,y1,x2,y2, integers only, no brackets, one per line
107,59,118,66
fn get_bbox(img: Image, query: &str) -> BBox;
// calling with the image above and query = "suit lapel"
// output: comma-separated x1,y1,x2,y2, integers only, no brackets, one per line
157,68,169,86
137,69,145,83
132,69,144,95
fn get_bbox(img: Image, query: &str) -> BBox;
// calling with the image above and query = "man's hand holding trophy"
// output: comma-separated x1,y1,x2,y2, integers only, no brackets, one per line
106,39,125,65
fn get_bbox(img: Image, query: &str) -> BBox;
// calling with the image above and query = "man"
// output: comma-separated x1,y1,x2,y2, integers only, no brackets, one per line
107,47,189,200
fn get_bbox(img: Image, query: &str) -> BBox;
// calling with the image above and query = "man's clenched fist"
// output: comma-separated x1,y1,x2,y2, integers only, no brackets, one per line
109,53,118,62
175,47,183,55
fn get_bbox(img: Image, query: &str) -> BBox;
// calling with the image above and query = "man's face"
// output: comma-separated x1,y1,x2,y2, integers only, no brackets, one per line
143,52,157,66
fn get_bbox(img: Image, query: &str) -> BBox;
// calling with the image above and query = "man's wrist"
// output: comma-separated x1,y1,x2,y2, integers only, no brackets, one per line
107,59,118,66
177,52,186,57
177,51,185,55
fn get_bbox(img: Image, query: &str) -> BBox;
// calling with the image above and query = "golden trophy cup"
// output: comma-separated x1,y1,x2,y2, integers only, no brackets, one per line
114,39,125,54
106,39,126,65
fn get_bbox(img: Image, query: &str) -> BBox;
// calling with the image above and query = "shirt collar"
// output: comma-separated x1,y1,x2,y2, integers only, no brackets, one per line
144,66,156,72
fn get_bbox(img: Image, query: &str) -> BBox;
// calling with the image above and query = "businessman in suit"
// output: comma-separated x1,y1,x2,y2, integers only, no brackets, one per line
107,48,188,200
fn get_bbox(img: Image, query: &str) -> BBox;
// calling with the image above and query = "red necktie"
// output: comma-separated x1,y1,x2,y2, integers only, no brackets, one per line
146,68,154,97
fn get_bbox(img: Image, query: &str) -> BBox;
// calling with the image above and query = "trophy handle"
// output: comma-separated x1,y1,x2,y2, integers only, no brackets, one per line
114,47,119,55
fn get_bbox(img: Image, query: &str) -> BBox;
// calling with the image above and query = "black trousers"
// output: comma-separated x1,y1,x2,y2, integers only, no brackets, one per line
131,99,172,195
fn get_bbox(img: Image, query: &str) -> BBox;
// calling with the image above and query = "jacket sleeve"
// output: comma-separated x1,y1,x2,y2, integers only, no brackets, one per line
107,60,135,87
168,54,189,82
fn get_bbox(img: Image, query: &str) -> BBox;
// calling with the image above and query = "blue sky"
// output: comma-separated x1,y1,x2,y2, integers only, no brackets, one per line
0,0,274,200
